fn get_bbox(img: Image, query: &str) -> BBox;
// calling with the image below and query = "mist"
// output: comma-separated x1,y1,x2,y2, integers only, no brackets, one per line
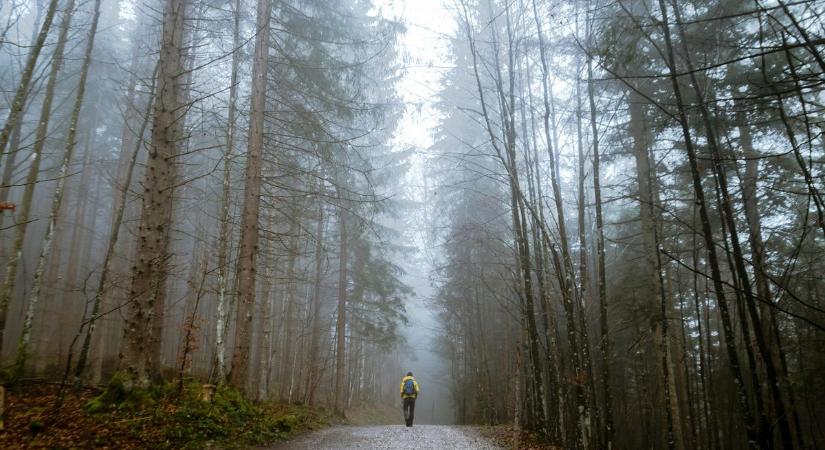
1,0,824,449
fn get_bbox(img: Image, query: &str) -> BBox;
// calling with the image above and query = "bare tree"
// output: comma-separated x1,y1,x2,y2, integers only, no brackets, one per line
13,0,102,378
0,0,75,358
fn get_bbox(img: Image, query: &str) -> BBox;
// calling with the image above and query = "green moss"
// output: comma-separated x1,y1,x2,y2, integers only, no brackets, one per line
0,367,13,385
85,371,156,413
273,414,299,432
28,419,45,434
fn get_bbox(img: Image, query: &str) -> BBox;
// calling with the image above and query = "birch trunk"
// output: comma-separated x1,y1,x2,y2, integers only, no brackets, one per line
0,0,60,168
0,0,75,357
12,0,101,377
213,0,242,386
0,120,22,233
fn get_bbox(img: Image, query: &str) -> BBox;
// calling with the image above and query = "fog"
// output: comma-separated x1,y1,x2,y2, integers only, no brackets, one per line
1,0,824,448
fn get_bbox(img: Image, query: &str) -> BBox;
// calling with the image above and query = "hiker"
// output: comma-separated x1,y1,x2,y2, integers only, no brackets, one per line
400,371,420,427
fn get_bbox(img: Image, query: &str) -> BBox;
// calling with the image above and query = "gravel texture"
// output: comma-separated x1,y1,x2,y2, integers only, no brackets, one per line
263,425,505,449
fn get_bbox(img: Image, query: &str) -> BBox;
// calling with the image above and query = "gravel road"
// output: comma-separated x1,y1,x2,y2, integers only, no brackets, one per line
262,425,504,449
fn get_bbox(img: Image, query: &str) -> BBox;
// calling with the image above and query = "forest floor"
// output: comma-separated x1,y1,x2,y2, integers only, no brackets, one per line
0,379,333,449
0,380,562,449
478,425,565,449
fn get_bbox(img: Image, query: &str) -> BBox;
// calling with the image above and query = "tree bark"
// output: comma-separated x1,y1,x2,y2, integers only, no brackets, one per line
586,51,614,450
0,0,60,168
213,0,242,386
671,4,794,446
628,85,685,450
306,182,325,406
279,218,301,402
13,0,101,378
0,0,75,358
735,113,804,449
334,190,348,414
121,0,187,385
655,0,757,445
228,0,272,391
0,119,23,232
74,64,157,382
529,0,589,444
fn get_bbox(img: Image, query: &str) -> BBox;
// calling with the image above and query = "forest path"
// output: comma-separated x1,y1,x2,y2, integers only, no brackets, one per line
261,425,504,449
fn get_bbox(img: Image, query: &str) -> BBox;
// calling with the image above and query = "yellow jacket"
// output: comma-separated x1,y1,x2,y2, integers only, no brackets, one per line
400,376,420,399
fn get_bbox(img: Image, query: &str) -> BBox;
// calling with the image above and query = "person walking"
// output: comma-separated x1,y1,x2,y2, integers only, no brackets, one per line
400,371,420,427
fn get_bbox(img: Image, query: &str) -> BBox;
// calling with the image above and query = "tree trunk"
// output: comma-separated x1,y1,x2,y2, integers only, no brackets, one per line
735,114,804,449
628,86,684,450
574,54,600,448
671,5,794,446
0,0,75,358
74,64,157,382
0,0,60,168
61,109,97,310
279,219,300,401
655,0,757,445
334,192,348,414
121,0,187,385
228,0,272,391
586,51,614,450
690,221,720,450
213,0,243,386
0,119,23,232
306,183,325,406
12,0,101,378
529,0,588,444
497,3,547,432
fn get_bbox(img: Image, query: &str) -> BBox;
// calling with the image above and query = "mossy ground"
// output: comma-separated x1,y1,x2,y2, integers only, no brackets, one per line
0,378,333,449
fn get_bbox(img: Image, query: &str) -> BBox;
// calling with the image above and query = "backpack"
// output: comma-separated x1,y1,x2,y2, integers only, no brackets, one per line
403,379,416,396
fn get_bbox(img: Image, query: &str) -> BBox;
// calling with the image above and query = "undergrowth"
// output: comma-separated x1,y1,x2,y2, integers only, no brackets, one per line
0,377,332,449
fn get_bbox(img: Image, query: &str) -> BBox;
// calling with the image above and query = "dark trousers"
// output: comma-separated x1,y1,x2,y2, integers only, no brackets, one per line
403,397,416,426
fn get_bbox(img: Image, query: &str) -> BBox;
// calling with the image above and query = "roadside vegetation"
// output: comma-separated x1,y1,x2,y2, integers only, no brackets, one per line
0,378,333,449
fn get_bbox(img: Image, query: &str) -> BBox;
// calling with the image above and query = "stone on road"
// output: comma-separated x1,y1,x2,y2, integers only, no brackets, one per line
264,425,504,449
